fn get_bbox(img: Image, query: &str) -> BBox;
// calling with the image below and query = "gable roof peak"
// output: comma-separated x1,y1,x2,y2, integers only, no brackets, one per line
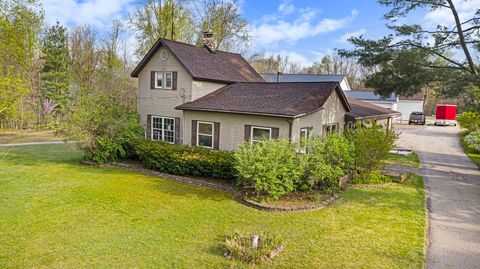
131,38,263,83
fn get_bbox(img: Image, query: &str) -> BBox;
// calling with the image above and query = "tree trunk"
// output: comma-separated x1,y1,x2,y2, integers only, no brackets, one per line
446,0,478,76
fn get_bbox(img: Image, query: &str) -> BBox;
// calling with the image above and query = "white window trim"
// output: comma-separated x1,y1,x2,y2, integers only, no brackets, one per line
151,116,175,144
324,123,339,135
197,121,214,149
154,72,163,89
251,126,272,144
300,128,309,139
299,128,310,154
164,71,173,90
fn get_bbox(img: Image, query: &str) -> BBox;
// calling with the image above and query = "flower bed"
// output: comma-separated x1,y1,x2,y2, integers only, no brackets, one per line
241,191,339,212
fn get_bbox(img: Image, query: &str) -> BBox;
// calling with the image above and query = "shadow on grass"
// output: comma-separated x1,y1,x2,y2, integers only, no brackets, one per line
0,143,82,166
341,177,425,211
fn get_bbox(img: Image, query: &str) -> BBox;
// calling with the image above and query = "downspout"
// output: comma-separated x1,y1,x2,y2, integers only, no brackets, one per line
287,119,293,142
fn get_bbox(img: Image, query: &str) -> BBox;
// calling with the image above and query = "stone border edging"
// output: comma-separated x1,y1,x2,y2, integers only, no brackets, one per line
344,182,397,189
95,161,343,212
109,162,237,193
238,193,340,212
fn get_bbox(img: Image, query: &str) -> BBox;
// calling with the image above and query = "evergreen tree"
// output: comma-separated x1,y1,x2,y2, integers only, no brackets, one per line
40,21,71,112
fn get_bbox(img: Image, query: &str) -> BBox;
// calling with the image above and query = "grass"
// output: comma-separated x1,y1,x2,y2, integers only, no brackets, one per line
0,129,61,144
385,152,421,168
0,144,425,268
458,131,480,168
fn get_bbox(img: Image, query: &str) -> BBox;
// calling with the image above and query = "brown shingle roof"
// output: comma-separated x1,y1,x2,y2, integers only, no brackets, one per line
131,38,264,83
176,82,350,118
346,97,401,121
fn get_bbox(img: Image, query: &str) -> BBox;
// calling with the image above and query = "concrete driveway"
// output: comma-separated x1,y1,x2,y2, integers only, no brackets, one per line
394,125,480,269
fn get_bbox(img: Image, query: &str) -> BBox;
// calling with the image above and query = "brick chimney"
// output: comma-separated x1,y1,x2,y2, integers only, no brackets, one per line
202,31,216,52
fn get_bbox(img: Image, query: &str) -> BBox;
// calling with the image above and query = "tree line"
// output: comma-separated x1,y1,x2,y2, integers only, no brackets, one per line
1,0,479,130
0,0,254,129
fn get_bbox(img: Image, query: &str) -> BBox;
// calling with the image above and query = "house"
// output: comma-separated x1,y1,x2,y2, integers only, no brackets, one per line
260,74,400,129
261,73,351,91
131,36,350,150
176,82,350,150
344,90,398,111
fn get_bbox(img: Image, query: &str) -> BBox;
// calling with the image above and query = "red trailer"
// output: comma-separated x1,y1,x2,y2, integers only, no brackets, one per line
434,104,457,126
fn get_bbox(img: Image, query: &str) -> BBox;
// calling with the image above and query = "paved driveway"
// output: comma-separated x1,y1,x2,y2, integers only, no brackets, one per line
394,125,480,269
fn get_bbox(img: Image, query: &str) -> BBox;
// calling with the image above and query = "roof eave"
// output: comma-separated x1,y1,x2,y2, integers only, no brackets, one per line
347,112,401,120
175,107,296,118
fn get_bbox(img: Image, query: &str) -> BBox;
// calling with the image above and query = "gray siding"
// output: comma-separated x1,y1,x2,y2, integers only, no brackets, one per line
137,46,228,142
137,46,193,129
191,80,226,100
183,111,291,151
292,89,347,141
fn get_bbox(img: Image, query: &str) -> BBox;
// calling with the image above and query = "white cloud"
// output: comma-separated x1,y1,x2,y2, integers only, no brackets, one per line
278,0,295,15
251,8,359,47
336,28,366,44
424,0,480,27
40,0,137,29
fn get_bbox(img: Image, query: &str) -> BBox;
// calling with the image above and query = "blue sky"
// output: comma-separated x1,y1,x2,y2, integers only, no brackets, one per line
39,0,480,66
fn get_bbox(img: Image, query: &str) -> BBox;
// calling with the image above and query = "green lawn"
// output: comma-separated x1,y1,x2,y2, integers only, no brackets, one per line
385,152,421,168
0,130,61,144
0,144,425,268
466,152,480,167
458,131,480,169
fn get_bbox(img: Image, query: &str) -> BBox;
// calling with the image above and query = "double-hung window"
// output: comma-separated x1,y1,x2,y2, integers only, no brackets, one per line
152,116,175,143
153,71,173,89
197,121,214,149
164,72,172,89
299,128,311,153
154,72,163,89
324,123,339,135
251,126,272,144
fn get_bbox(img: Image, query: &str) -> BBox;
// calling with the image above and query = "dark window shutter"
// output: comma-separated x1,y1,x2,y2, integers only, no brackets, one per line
244,125,251,142
172,71,177,90
272,127,280,139
191,120,198,146
174,117,180,144
150,71,155,89
213,122,220,150
146,114,152,139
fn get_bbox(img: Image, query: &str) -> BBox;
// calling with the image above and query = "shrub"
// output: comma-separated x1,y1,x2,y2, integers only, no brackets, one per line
133,139,236,180
463,131,480,153
57,94,143,163
300,134,354,194
224,231,283,264
457,112,480,132
235,139,303,199
346,124,398,177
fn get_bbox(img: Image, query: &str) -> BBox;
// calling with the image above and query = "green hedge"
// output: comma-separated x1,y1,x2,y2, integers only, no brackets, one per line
133,139,236,180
